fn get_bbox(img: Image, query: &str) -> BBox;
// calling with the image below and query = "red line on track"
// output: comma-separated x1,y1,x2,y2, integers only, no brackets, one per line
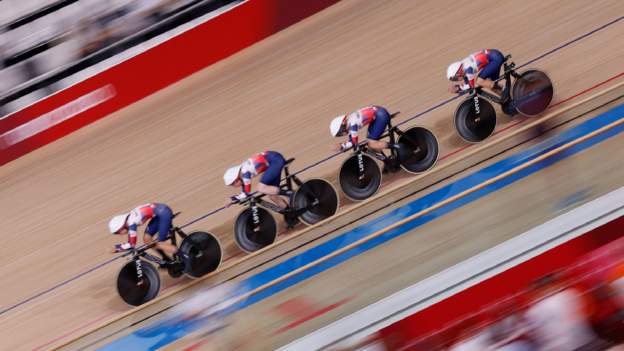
549,72,624,108
35,71,624,350
270,297,354,336
183,339,209,351
439,144,470,161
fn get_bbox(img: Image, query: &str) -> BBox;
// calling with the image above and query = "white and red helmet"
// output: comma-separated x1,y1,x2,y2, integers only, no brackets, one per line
108,214,128,234
329,115,347,137
446,61,463,81
223,165,241,186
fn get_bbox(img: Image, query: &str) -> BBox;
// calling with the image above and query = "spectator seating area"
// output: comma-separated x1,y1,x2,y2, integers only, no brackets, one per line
402,237,624,351
0,0,240,116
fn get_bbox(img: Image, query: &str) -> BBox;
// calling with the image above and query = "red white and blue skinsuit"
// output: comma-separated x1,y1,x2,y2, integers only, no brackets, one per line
233,151,286,201
457,49,505,90
339,105,391,151
116,202,174,251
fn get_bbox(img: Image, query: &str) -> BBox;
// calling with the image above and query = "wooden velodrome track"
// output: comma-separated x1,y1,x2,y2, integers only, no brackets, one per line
0,0,623,350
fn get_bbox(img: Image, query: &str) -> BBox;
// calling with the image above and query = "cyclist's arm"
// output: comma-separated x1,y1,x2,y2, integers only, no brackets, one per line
241,172,252,194
339,120,360,150
122,212,140,248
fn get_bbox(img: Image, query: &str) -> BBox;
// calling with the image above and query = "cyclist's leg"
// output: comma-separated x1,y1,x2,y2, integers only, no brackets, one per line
154,205,178,256
143,218,171,264
481,50,505,80
480,50,506,94
259,152,289,209
367,108,391,151
145,217,159,237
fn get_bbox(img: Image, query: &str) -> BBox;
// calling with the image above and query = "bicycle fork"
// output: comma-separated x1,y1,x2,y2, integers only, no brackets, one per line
250,201,261,232
357,153,366,181
133,255,145,286
473,95,482,122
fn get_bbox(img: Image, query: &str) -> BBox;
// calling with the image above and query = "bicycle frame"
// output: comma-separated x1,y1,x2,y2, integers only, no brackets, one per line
249,196,285,215
127,213,187,265
239,162,304,216
351,112,422,176
470,57,521,105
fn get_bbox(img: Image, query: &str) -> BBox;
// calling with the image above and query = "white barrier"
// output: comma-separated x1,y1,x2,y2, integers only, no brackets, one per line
281,186,624,350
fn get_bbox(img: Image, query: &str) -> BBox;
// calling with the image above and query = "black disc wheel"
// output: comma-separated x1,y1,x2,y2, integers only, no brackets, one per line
234,207,277,253
397,127,439,174
179,231,222,278
117,259,160,306
292,178,339,225
512,69,553,117
454,97,496,143
339,153,382,201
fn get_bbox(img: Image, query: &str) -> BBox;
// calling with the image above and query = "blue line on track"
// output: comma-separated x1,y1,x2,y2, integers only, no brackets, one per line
100,104,624,350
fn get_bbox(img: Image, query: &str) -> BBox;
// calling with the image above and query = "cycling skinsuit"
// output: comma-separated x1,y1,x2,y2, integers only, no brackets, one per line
460,49,505,88
340,105,391,150
239,151,286,193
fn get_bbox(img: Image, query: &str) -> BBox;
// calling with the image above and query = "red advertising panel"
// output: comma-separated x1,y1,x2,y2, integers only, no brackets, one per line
0,0,340,166
378,215,624,350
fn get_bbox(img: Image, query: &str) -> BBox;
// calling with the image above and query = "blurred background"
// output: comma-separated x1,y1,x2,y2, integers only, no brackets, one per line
1,1,623,350
0,0,242,116
377,239,624,351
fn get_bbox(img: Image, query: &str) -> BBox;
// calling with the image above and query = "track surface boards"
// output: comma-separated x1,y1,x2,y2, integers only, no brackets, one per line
0,0,622,350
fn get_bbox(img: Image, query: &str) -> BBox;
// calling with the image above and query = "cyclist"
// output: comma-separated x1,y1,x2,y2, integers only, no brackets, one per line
329,105,399,152
447,49,506,95
223,151,290,210
108,202,179,260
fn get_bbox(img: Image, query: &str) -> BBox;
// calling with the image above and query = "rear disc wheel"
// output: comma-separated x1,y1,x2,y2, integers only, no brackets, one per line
512,69,553,117
179,231,223,278
397,127,439,173
293,178,339,225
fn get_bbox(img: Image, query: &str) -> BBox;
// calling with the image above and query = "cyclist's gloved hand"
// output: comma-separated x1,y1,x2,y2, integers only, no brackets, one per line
459,82,471,92
114,243,133,253
233,192,248,201
339,141,353,152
